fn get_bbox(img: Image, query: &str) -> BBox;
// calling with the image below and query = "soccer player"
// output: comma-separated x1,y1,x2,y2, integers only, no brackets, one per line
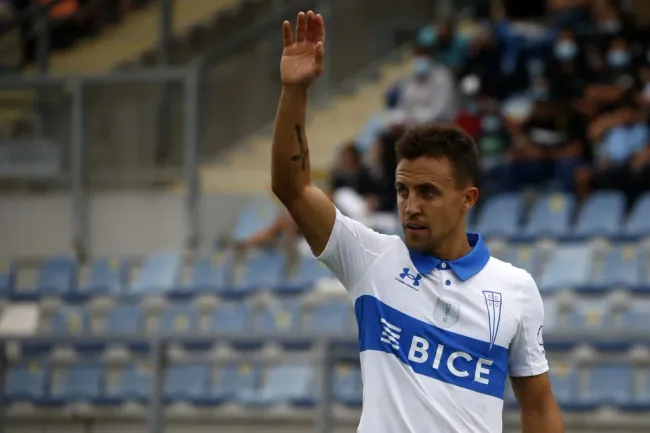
271,11,565,433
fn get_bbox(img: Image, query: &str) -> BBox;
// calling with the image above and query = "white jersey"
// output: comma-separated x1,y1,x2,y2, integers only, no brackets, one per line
315,209,548,433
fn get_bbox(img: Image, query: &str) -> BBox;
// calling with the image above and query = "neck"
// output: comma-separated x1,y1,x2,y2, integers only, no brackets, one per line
427,224,472,261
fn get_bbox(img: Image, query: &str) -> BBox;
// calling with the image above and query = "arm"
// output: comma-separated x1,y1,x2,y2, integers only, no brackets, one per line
511,373,564,433
508,272,564,433
271,11,334,257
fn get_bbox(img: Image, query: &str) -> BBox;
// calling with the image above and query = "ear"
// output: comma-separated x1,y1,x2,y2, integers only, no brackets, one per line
463,186,479,211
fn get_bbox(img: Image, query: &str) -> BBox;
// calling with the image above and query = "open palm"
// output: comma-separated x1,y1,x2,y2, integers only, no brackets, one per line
281,11,325,87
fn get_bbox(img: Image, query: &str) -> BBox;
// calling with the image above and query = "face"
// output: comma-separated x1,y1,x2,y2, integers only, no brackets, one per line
395,156,478,254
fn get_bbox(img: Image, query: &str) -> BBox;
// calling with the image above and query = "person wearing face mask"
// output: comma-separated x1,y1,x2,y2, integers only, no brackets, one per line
549,29,588,100
416,18,470,74
394,54,459,127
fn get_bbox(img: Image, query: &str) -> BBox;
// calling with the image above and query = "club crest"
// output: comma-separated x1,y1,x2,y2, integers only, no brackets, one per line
483,291,502,350
433,298,460,329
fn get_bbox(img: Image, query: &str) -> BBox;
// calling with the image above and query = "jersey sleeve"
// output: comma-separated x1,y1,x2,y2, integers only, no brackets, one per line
508,273,549,377
313,207,393,294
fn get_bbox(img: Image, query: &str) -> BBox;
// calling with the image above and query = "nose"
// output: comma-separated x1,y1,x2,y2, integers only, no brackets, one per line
405,195,422,217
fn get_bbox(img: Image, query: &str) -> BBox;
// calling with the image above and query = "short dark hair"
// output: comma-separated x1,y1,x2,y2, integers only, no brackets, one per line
395,123,479,187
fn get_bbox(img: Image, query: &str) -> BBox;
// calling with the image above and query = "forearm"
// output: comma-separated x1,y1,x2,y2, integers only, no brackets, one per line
271,85,311,204
521,399,564,433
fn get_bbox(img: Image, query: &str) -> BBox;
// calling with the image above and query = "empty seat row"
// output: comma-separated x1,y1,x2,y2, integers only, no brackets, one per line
475,191,650,240
0,251,333,300
4,361,361,408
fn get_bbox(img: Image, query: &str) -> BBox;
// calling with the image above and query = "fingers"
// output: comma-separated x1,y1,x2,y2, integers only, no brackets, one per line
305,10,316,43
282,20,293,47
314,41,325,70
295,11,307,42
315,13,325,44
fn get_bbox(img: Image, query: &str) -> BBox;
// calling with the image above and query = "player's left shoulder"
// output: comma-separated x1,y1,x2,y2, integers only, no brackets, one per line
479,256,537,295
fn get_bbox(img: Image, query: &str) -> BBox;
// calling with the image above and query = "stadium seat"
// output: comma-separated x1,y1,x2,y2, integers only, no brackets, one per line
105,305,143,335
522,194,574,240
623,193,650,239
548,360,578,408
577,365,633,409
633,370,650,409
49,363,104,404
188,253,232,294
590,244,642,292
566,297,612,331
238,364,316,407
255,298,301,334
499,243,541,279
79,257,130,297
333,364,362,407
542,297,559,332
621,299,650,330
234,250,286,293
46,305,89,335
164,364,210,404
476,193,523,239
209,363,259,404
205,301,251,334
539,243,591,292
0,259,14,298
231,196,280,243
572,191,625,240
130,252,181,295
304,300,352,334
4,361,48,403
29,256,77,299
158,303,198,335
104,363,152,404
283,256,333,292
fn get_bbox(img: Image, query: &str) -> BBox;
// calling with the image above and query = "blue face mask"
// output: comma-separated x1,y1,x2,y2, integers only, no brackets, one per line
413,58,431,76
554,41,577,60
481,115,501,132
607,50,630,68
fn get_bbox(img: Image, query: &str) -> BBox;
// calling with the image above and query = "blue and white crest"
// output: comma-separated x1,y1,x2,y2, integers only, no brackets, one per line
483,291,502,350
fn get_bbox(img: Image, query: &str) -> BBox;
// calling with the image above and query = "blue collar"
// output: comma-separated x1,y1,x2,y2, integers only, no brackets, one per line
408,233,491,281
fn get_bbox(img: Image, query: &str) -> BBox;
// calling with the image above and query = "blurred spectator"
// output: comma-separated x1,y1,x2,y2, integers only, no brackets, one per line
548,28,589,101
391,54,458,127
0,0,21,71
547,0,593,30
458,26,509,100
417,18,470,74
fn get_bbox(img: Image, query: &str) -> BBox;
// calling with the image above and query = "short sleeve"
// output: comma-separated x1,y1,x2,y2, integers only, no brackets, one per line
313,207,394,295
508,273,549,377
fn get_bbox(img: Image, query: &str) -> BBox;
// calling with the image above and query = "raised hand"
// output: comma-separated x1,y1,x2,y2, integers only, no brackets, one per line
280,11,325,88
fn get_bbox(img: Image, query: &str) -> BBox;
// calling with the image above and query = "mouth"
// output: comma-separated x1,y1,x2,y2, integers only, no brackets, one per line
404,223,427,231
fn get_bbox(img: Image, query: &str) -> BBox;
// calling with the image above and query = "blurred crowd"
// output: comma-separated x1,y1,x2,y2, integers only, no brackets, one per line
327,0,650,232
0,0,153,71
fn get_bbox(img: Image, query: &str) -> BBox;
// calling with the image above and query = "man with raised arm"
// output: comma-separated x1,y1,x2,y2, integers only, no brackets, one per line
271,10,564,433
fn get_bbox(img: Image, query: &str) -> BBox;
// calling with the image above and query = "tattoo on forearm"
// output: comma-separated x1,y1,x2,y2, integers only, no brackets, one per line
291,124,309,171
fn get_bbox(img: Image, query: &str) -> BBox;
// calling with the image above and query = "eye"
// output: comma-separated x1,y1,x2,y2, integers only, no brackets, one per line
396,186,408,197
421,186,437,198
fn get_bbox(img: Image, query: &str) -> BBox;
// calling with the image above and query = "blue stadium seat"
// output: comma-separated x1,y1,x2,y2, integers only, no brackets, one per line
238,364,316,407
164,364,210,403
104,363,152,404
577,365,633,409
0,259,14,298
522,194,574,240
209,363,259,404
47,305,89,335
539,243,591,292
4,361,48,403
188,253,232,294
159,303,198,335
633,370,650,409
333,364,362,407
548,361,578,408
255,298,301,333
304,300,351,334
542,297,559,332
79,257,130,297
283,256,333,292
32,256,77,299
130,252,181,295
476,193,523,238
232,196,280,243
621,300,650,330
234,250,286,293
590,244,642,291
572,192,625,240
566,298,611,331
205,301,250,333
499,243,541,279
49,363,104,404
623,193,650,239
105,305,143,335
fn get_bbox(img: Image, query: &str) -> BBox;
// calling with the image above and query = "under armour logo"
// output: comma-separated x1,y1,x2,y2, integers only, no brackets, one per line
399,268,422,287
